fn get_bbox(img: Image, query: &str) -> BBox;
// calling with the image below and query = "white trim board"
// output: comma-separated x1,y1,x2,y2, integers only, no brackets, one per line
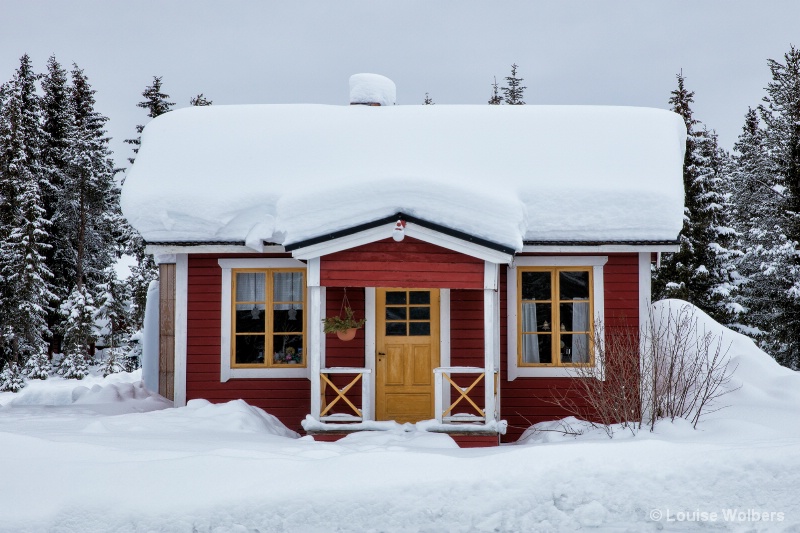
521,244,679,253
506,256,607,380
218,258,310,381
173,254,189,406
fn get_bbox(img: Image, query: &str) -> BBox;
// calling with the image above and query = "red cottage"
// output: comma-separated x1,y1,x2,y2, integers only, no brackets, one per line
121,74,686,445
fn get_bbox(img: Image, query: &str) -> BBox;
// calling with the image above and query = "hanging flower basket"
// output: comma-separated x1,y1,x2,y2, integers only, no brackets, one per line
322,290,365,342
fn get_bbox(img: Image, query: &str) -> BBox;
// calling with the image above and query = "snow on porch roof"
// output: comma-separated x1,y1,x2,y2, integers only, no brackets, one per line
120,104,686,251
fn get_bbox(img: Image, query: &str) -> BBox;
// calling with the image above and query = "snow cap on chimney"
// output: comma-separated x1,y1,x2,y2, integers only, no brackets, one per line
349,73,396,106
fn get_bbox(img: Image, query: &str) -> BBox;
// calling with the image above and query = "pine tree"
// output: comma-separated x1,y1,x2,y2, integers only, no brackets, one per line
502,64,526,105
727,109,782,342
0,362,25,392
0,54,54,370
423,93,434,105
40,56,73,352
60,64,120,294
58,287,94,379
124,76,175,166
123,77,174,331
488,77,502,105
653,72,738,323
190,93,212,106
755,45,800,368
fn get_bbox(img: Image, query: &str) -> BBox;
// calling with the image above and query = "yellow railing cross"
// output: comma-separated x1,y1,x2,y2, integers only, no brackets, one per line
442,372,485,418
320,372,363,418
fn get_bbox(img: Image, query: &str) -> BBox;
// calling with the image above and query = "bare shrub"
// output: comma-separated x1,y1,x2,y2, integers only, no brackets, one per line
548,302,739,437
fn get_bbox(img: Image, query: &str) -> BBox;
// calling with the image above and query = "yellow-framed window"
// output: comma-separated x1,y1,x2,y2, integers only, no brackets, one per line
231,268,306,368
518,266,593,366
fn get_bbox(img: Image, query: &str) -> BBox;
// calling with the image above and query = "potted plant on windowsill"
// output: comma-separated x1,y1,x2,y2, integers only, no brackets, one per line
323,306,366,341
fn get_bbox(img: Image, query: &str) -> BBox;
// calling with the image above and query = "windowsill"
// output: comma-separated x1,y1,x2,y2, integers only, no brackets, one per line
223,367,310,381
511,366,602,379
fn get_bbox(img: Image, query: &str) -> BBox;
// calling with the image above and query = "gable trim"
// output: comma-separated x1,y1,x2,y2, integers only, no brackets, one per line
288,213,514,264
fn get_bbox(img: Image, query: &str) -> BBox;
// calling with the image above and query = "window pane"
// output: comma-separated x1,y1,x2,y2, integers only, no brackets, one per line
522,334,551,364
235,335,264,364
272,334,303,365
521,303,552,333
409,291,430,304
521,271,551,301
235,304,265,332
236,273,265,302
409,307,430,320
273,306,303,332
386,322,407,336
560,302,590,332
560,334,590,364
560,271,589,300
274,272,303,302
409,322,430,336
386,291,406,305
386,307,407,320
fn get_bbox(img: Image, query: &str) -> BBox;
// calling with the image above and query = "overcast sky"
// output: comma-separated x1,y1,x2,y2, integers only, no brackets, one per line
1,1,798,170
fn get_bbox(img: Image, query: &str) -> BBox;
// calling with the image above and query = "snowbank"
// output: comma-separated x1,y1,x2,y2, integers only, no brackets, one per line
121,104,686,249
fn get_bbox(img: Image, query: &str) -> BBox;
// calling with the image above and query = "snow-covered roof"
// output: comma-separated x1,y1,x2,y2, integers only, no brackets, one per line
120,104,686,251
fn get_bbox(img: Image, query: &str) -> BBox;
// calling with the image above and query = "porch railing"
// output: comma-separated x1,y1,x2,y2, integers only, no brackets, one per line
434,366,498,424
319,367,372,422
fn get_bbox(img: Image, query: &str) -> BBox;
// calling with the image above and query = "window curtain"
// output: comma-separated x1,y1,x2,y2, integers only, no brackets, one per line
521,303,539,363
572,302,590,363
236,273,265,302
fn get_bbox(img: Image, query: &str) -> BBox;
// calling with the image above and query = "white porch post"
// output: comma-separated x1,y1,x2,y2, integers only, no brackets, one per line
308,258,322,420
483,262,499,424
173,254,188,407
363,287,376,421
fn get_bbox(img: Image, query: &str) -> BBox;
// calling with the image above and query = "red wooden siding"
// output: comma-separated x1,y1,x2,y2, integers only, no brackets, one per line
499,253,640,442
185,254,310,434
321,237,484,289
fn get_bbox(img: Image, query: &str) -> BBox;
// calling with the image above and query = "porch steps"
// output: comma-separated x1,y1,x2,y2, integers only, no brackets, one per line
305,430,500,448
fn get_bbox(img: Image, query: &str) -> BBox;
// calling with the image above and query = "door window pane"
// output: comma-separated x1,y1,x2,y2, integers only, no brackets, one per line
409,307,430,320
386,307,407,320
409,291,430,304
386,322,407,336
386,291,406,305
409,322,430,336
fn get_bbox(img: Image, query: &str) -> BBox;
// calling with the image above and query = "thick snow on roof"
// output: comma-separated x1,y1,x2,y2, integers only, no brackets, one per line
120,104,686,249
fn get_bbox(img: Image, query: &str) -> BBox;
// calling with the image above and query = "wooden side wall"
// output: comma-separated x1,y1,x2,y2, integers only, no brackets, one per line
158,263,176,401
321,237,484,289
185,254,310,434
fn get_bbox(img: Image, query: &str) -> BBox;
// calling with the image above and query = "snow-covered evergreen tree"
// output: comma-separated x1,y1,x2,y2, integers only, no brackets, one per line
423,93,434,105
24,352,50,379
123,76,174,330
653,72,738,324
58,287,95,379
755,46,800,368
0,362,25,392
190,93,212,106
488,77,502,105
41,56,74,310
58,64,120,296
0,54,54,368
124,76,174,166
502,64,526,105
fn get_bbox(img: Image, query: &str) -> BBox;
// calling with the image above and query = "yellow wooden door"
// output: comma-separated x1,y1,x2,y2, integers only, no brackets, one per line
376,288,440,423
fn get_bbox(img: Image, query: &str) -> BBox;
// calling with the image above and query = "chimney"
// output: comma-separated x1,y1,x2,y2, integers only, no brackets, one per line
349,73,396,106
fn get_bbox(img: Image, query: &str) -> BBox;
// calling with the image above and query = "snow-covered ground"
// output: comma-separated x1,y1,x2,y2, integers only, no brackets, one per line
1,302,799,532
